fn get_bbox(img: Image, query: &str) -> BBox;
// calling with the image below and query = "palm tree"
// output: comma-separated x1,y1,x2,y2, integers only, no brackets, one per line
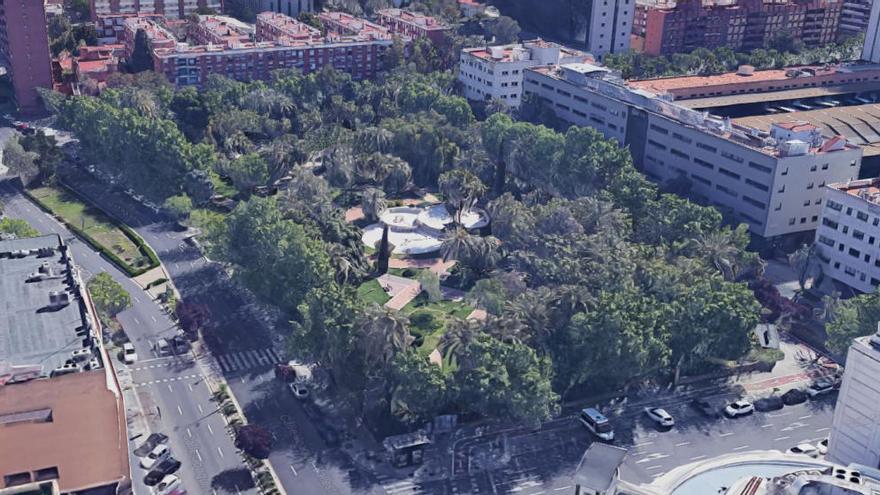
691,229,741,281
789,243,818,296
359,306,412,371
483,314,526,345
441,228,482,263
361,187,387,223
438,318,480,365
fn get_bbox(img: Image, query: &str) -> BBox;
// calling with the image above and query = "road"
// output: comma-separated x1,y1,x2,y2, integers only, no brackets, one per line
55,167,380,495
0,179,256,495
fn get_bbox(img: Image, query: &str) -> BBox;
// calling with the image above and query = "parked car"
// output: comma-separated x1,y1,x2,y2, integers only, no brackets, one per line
754,396,784,412
787,443,819,458
691,398,720,418
782,389,808,405
806,378,836,398
140,444,171,470
644,407,675,428
154,338,171,356
122,343,138,364
155,474,181,494
724,400,755,418
133,433,168,457
144,457,182,485
816,438,829,455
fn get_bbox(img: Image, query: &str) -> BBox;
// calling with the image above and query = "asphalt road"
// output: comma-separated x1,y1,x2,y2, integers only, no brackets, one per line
0,179,255,495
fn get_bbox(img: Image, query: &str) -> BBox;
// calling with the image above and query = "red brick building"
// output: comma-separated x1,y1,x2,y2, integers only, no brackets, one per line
375,8,450,44
188,15,252,48
0,0,54,114
633,0,842,56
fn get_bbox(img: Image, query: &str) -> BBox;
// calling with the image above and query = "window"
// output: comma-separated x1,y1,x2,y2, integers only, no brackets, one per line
742,196,766,209
691,174,711,186
810,165,817,172
694,157,714,169
789,218,796,225
3,473,31,487
849,247,861,258
33,467,59,482
778,185,785,193
818,235,834,247
847,207,853,215
672,133,692,144
845,266,857,276
822,163,829,170
807,183,814,190
857,211,869,222
854,230,865,240
716,185,737,197
721,150,744,163
718,167,740,180
804,199,811,206
822,218,838,229
827,200,843,212
748,161,772,174
865,254,872,263
843,225,849,234
650,124,669,134
670,148,689,159
648,139,666,150
696,142,716,153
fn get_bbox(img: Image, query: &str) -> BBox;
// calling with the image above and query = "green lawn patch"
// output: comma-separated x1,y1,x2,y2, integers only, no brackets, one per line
210,171,238,198
401,293,472,355
357,279,391,306
28,186,159,277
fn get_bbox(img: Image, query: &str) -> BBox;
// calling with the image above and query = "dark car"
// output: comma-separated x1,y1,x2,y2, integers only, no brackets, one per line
316,422,341,447
144,457,182,486
133,432,169,457
782,388,808,405
690,398,720,417
754,396,785,412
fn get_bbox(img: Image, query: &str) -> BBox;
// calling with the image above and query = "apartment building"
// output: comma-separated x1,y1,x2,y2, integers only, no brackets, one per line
864,0,880,64
188,14,252,47
375,8,450,43
839,0,872,37
89,0,223,19
523,63,862,239
126,13,392,87
633,0,842,56
459,40,588,105
0,235,130,492
263,0,314,17
584,0,634,58
814,179,880,293
318,11,392,40
828,330,880,467
0,0,54,114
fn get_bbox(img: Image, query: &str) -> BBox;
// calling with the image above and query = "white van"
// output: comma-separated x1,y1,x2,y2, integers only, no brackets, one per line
579,408,615,442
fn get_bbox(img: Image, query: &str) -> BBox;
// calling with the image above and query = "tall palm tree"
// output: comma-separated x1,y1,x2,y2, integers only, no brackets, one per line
691,229,741,281
438,318,480,365
789,243,818,295
359,306,411,371
441,227,482,263
361,187,387,223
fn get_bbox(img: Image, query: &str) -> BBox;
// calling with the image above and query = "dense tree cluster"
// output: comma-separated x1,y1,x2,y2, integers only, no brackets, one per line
46,63,763,428
604,36,864,80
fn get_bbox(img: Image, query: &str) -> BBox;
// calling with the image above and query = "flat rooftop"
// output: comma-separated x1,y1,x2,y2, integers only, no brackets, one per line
0,235,94,380
376,8,449,30
677,82,880,109
735,103,880,156
828,177,880,204
628,65,843,94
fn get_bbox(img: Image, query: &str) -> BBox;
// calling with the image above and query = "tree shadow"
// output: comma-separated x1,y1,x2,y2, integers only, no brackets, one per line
210,467,255,493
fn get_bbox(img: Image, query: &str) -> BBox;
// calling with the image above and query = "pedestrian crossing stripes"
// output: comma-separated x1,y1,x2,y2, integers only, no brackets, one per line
133,373,202,387
380,479,421,495
216,348,282,373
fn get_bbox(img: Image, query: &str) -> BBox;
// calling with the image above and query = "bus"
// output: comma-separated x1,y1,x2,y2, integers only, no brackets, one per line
579,408,615,442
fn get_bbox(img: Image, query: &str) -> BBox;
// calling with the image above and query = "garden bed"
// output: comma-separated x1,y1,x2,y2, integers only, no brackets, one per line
401,293,472,355
27,186,159,277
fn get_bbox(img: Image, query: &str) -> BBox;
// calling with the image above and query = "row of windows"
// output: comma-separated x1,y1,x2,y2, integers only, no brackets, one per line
823,257,880,287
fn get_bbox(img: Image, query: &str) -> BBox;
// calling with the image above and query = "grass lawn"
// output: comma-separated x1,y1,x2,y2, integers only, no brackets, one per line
209,171,238,198
30,186,153,271
357,279,391,306
401,293,472,355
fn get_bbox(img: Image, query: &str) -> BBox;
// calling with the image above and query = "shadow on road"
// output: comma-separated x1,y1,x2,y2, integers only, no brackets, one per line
211,467,256,493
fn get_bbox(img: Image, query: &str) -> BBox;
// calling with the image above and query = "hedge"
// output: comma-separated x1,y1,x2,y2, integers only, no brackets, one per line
24,187,160,278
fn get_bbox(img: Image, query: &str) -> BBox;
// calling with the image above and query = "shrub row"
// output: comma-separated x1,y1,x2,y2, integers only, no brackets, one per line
144,277,169,290
24,187,160,278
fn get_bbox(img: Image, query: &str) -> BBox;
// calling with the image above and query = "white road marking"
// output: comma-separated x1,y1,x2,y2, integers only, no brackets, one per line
240,376,246,384
133,296,141,303
177,405,183,415
151,315,157,323
761,424,774,428
554,488,571,492
207,424,214,435
217,447,224,458
816,427,830,432
675,441,691,447
133,317,141,325
167,384,173,392
312,460,319,471
646,465,665,471
768,412,792,418
197,403,203,414
633,441,654,448
195,449,202,462
775,436,791,442
798,414,813,420
257,375,264,383
186,428,192,438
733,445,750,451
718,432,734,437
289,465,298,476
689,455,707,461
188,383,193,392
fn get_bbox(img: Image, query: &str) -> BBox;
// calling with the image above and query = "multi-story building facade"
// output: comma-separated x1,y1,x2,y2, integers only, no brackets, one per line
585,0,634,59
126,13,392,87
864,0,880,64
459,40,588,105
0,235,130,492
89,0,223,20
828,331,880,467
523,63,862,238
318,11,392,40
188,14,252,47
839,0,872,37
262,0,315,17
814,179,880,293
633,0,842,56
0,0,54,114
375,8,450,43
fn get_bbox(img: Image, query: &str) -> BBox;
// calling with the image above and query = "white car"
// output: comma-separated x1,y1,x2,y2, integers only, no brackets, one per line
122,343,138,364
140,444,170,469
724,400,755,418
787,443,819,458
156,474,181,494
806,378,835,398
816,438,829,455
644,407,675,428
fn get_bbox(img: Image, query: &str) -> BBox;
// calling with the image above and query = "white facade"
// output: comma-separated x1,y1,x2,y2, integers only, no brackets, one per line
458,41,586,106
585,0,634,59
262,0,314,17
522,64,863,238
863,0,880,63
815,179,880,293
92,0,223,18
829,333,880,468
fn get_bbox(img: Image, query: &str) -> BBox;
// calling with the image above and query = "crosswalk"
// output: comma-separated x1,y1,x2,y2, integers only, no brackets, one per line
375,475,423,495
215,348,282,373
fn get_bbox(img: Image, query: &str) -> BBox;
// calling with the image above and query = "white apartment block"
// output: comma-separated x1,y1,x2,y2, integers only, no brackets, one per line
458,40,586,106
262,0,315,17
523,63,863,239
863,0,880,63
829,331,880,467
90,0,223,19
840,0,873,38
585,0,634,59
815,179,880,293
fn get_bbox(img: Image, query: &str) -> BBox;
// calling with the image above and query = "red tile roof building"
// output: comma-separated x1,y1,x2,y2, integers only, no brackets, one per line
188,15,253,48
0,0,54,114
375,8,450,44
633,0,842,56
318,11,393,41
